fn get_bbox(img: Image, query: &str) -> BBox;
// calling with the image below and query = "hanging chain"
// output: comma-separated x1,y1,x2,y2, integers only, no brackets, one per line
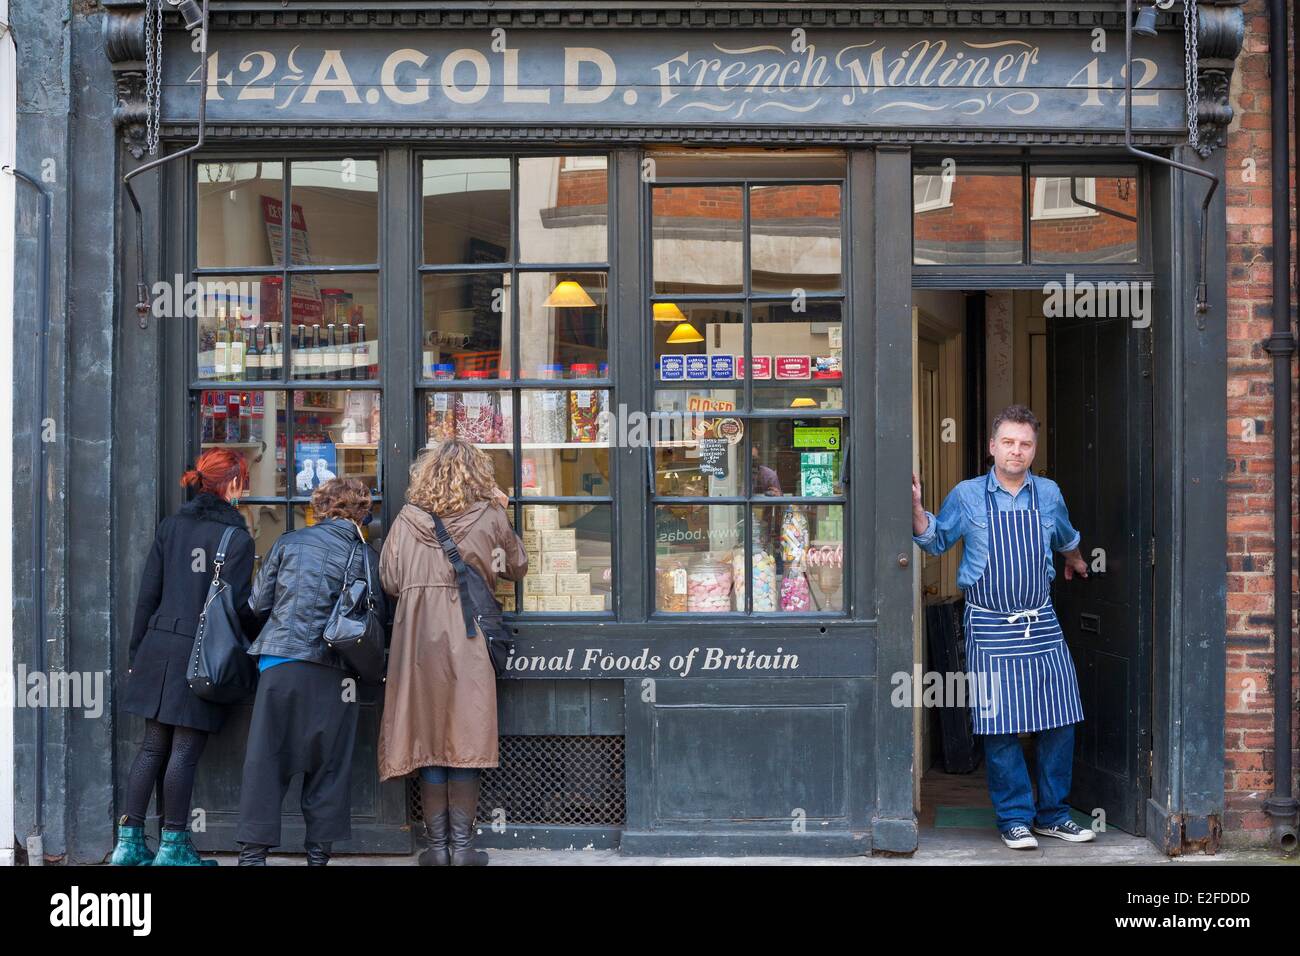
143,0,164,155
1184,0,1200,149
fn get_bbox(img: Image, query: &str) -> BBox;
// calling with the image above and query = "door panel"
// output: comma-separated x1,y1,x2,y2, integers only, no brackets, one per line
1049,314,1152,835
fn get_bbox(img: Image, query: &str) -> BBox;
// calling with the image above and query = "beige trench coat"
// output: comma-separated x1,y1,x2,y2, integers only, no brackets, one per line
377,500,527,781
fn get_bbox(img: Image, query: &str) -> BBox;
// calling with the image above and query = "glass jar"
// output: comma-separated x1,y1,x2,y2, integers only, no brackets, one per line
320,288,352,327
687,556,733,613
656,557,689,612
780,567,812,612
780,506,810,566
530,363,568,444
454,373,500,444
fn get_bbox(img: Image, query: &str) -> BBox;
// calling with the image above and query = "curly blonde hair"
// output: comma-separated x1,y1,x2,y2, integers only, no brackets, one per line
407,438,497,516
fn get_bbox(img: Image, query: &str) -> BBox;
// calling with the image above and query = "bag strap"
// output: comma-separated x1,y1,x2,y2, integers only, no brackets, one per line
431,513,479,640
211,526,237,586
342,529,377,612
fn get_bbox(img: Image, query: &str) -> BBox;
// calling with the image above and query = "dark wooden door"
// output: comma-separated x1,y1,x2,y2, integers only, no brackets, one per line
1049,314,1152,835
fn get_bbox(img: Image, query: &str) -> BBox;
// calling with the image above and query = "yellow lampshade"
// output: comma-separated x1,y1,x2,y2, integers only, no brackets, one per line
543,280,595,308
666,322,704,344
790,397,819,408
653,302,687,322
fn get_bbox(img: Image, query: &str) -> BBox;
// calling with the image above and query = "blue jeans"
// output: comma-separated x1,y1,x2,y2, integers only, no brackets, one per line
982,724,1075,832
418,765,480,784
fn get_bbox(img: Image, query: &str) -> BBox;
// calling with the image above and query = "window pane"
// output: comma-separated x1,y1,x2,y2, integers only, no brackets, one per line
913,165,1023,265
653,411,744,498
750,417,845,498
422,158,511,265
520,504,612,613
518,156,608,263
753,503,843,612
652,186,743,294
751,301,843,384
289,159,379,265
648,149,845,180
287,274,379,381
1030,166,1139,264
654,504,743,612
750,184,842,293
195,275,273,381
518,271,608,376
197,161,284,268
652,301,743,382
751,385,844,411
424,392,515,492
421,272,508,380
238,503,288,576
292,388,382,494
199,389,287,497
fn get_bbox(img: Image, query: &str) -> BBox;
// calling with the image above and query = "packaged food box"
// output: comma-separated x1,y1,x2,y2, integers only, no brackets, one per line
540,595,572,612
522,595,542,612
526,506,560,530
524,572,557,596
556,572,591,596
541,529,576,551
542,551,579,574
571,595,606,612
498,594,516,612
521,529,542,552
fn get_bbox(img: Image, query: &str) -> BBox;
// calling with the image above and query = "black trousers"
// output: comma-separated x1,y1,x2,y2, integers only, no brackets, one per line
236,659,358,847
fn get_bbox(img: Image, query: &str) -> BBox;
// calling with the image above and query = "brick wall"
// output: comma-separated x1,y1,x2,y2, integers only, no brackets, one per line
1222,0,1299,846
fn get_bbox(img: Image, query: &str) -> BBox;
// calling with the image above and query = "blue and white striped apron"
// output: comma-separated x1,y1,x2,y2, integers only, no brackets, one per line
962,479,1084,736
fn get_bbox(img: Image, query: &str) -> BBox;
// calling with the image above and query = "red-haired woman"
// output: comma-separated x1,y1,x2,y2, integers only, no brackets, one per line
111,449,260,866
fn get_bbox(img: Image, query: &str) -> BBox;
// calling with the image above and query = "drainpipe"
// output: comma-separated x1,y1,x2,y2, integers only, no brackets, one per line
8,165,51,865
1124,0,1220,320
1263,0,1298,855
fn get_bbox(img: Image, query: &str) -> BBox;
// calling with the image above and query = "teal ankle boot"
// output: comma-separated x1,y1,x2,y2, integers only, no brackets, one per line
109,818,155,866
151,829,219,866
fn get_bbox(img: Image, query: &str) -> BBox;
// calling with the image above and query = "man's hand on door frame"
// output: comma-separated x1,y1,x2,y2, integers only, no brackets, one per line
1061,547,1088,580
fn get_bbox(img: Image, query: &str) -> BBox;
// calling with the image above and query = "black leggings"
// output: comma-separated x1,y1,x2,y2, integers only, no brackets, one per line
122,719,209,831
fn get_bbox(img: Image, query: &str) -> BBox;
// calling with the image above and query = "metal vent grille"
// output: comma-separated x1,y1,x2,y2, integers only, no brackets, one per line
409,735,626,827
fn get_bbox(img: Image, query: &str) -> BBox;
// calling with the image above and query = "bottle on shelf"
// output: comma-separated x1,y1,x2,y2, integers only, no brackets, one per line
308,324,323,380
340,323,354,381
266,325,283,380
324,323,339,380
246,325,264,382
214,308,230,380
228,309,246,381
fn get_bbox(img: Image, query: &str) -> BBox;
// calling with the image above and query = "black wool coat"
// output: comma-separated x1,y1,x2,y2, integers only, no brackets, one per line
123,493,261,732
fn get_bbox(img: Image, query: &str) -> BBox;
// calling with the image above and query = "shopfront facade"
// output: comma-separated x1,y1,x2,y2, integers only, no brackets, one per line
10,1,1260,861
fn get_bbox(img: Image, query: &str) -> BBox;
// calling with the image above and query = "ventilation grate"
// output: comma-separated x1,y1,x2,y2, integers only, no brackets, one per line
409,735,626,827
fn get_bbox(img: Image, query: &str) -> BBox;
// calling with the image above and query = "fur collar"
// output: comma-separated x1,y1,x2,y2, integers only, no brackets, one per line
179,492,247,529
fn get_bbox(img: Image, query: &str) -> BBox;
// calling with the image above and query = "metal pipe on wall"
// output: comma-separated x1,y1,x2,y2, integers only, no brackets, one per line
1263,0,1298,855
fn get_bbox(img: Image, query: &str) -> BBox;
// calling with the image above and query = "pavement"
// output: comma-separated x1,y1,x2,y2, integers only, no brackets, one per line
197,828,1292,866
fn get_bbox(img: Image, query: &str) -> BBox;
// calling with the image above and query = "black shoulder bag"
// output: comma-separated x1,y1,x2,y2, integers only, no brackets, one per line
187,526,258,703
431,513,513,678
323,535,388,684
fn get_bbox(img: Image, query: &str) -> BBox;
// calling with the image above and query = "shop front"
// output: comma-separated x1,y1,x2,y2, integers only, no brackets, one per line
88,2,1242,857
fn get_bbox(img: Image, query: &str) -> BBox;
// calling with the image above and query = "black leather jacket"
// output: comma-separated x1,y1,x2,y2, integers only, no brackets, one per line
247,518,388,669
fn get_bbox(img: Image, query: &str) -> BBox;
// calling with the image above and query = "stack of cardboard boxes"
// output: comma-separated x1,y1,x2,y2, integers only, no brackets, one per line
495,505,605,612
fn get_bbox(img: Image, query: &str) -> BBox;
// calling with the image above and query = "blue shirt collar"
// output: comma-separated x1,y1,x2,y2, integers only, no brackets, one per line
986,466,1035,499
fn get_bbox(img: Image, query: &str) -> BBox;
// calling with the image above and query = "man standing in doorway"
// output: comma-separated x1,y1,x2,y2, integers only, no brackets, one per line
911,404,1095,850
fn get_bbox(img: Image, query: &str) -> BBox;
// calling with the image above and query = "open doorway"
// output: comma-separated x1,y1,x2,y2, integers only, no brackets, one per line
911,288,1154,843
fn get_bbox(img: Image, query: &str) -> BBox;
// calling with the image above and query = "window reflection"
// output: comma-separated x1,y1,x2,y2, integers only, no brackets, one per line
913,165,1023,265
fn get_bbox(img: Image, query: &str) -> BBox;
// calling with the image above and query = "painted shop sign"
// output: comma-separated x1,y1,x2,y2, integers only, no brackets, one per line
161,29,1186,130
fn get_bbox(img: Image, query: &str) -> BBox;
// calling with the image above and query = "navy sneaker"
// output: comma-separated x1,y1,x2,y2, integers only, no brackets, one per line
1032,819,1096,843
1000,824,1038,849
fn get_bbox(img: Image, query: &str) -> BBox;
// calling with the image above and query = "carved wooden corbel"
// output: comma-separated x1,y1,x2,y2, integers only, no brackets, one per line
1195,1,1247,157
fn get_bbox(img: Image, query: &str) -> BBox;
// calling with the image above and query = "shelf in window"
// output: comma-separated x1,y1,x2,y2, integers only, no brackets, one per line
426,441,611,450
335,443,378,450
202,441,263,448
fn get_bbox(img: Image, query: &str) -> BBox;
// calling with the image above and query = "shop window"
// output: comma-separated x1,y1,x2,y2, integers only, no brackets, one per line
650,164,847,616
420,155,614,616
1029,165,1140,264
912,164,1023,266
191,158,385,553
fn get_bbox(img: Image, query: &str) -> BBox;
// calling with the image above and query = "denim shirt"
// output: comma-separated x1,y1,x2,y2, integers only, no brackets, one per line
912,468,1081,591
